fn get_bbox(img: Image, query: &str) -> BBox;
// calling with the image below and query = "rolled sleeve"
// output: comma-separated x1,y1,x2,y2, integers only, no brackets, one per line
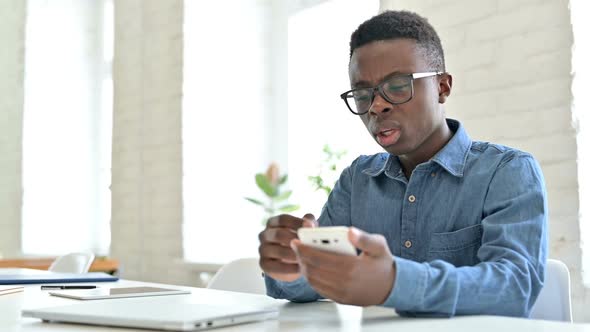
265,275,322,302
382,257,427,310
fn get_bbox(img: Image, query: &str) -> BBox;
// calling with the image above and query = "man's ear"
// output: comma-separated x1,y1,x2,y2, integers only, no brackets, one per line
438,73,452,104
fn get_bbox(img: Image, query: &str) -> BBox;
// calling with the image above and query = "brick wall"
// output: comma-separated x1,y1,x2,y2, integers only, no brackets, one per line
111,0,196,285
381,0,589,322
0,0,25,258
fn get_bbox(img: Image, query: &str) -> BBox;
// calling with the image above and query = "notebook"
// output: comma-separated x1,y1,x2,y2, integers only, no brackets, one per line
22,296,279,331
0,268,118,285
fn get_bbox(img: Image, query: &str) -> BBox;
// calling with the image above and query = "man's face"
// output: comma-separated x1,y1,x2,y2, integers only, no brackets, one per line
349,39,450,157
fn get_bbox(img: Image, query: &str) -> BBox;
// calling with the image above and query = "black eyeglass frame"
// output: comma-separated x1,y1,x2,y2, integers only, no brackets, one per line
340,71,443,115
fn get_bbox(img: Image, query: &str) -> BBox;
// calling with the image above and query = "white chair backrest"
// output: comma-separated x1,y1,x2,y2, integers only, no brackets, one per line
530,259,572,322
49,253,95,274
207,258,266,295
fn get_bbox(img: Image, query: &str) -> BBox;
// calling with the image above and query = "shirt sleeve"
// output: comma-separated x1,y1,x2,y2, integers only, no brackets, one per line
264,160,355,301
383,154,548,317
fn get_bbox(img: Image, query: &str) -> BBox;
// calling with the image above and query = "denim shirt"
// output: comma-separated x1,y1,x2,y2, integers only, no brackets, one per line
265,119,548,317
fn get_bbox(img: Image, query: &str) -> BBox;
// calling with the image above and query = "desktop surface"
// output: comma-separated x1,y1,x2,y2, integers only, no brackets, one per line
2,279,590,332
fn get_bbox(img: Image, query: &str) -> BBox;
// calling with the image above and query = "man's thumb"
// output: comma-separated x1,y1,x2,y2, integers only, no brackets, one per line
302,213,317,228
348,227,386,256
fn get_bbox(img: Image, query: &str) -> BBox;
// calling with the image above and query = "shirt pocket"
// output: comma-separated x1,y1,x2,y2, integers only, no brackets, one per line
427,224,483,267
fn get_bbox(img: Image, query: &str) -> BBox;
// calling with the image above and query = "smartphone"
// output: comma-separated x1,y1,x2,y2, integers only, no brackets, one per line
297,226,357,256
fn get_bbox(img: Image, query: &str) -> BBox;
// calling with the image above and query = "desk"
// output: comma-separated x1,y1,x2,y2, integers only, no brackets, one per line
1,279,589,332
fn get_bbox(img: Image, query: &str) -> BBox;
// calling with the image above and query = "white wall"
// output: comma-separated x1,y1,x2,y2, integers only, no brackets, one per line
380,0,589,322
0,0,25,258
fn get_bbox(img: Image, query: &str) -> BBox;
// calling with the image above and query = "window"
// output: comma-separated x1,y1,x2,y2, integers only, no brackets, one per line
183,0,379,264
570,0,590,286
182,0,272,263
22,0,113,255
287,0,380,216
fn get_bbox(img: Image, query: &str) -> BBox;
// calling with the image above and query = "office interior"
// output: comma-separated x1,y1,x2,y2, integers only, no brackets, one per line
1,0,589,323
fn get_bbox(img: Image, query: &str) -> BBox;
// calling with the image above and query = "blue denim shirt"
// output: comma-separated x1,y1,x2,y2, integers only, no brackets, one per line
265,119,548,317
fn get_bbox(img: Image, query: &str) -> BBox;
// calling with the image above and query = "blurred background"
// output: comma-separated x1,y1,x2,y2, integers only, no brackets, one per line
0,0,589,322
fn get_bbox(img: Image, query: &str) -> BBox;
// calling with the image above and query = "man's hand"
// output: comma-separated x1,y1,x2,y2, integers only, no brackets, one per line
258,213,316,282
291,227,396,306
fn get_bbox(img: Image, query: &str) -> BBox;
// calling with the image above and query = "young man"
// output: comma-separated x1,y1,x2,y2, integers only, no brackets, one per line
258,10,547,317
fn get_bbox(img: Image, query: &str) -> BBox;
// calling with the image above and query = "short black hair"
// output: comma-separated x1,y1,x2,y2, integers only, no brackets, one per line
349,10,445,72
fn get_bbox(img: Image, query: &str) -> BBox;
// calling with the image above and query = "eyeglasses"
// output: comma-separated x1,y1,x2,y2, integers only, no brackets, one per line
340,72,442,115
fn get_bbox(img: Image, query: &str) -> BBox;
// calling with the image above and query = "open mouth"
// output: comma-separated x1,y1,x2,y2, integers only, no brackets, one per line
376,128,401,146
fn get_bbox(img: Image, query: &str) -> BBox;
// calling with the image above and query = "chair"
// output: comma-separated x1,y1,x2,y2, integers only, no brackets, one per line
206,258,266,295
529,259,573,322
48,253,95,274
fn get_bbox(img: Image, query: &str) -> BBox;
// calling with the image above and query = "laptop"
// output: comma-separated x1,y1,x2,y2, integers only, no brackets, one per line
22,296,279,331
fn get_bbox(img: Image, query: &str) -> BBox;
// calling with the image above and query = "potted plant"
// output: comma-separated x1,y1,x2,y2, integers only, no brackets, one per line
245,163,300,225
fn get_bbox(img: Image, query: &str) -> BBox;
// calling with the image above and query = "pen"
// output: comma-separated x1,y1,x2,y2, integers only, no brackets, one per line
41,285,97,290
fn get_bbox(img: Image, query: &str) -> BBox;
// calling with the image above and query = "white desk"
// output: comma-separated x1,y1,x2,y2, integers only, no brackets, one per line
1,279,589,332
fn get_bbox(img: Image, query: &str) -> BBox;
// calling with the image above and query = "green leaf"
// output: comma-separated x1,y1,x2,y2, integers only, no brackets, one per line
244,197,264,206
256,173,276,197
279,174,288,185
308,175,324,191
278,204,300,213
274,190,292,202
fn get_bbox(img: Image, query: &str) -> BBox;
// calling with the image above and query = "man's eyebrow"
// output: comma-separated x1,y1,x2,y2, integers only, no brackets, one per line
352,70,406,88
352,80,371,88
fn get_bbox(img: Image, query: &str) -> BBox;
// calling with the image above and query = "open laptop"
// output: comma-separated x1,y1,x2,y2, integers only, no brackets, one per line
22,296,279,331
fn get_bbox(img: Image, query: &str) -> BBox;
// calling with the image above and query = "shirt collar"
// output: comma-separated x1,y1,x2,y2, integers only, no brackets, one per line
431,119,471,177
361,119,471,178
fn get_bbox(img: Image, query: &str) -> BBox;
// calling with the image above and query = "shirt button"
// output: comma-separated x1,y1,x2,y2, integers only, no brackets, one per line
408,195,416,203
404,240,412,248
431,172,436,177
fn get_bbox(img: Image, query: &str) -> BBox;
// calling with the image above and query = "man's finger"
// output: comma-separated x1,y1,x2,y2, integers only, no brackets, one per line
259,258,300,275
294,241,355,273
266,214,306,230
262,228,298,246
348,227,387,256
259,243,297,263
302,213,317,228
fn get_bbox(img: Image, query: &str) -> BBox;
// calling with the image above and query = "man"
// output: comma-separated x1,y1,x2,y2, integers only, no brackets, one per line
258,10,547,317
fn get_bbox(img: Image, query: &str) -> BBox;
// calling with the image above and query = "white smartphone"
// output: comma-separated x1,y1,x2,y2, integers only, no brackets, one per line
297,226,357,256
49,286,190,300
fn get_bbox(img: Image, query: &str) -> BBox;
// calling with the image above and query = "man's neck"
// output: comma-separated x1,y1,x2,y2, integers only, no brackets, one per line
399,121,453,179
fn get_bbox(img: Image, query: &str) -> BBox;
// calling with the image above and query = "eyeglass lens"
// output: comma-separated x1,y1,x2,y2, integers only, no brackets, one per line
345,75,413,114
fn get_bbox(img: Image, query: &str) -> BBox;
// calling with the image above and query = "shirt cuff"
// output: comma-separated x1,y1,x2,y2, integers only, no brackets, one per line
265,275,317,302
382,256,428,310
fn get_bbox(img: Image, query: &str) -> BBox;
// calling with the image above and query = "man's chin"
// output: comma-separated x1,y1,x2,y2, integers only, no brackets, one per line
383,146,403,156
379,141,406,156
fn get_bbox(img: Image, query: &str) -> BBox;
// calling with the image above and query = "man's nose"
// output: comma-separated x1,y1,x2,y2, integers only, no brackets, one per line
369,92,392,115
